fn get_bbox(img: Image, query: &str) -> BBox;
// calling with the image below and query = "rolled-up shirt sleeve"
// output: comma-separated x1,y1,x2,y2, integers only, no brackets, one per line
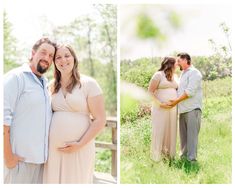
4,73,20,126
184,71,202,97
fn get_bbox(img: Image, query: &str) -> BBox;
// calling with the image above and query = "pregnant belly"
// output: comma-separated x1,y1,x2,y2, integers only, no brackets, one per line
155,88,177,103
49,112,90,147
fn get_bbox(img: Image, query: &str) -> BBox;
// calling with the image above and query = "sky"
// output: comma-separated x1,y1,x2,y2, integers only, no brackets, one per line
3,0,104,64
120,4,233,60
4,0,96,48
3,0,233,60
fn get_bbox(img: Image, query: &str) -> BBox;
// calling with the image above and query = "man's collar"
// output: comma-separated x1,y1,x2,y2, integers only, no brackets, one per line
21,63,33,73
21,63,46,80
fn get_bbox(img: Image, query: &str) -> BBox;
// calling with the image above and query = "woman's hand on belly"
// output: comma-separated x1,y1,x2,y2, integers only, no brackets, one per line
57,141,84,153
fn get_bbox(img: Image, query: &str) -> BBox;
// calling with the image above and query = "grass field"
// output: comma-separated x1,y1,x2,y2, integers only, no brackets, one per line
120,77,232,183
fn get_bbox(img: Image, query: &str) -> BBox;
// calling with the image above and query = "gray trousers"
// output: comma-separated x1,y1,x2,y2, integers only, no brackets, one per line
4,162,43,184
179,109,201,161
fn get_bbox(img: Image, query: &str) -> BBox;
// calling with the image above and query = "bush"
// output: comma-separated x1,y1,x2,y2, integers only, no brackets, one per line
193,56,231,80
120,94,139,124
121,55,232,86
121,57,161,88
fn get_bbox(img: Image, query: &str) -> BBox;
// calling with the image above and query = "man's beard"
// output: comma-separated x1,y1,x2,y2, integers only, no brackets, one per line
37,60,49,74
179,65,183,71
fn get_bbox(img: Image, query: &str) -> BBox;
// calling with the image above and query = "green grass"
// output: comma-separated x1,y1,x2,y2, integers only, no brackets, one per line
95,127,113,173
95,149,112,173
120,78,232,183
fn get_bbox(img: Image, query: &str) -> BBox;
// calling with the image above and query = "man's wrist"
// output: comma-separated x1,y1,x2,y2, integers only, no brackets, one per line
5,153,14,161
175,98,180,104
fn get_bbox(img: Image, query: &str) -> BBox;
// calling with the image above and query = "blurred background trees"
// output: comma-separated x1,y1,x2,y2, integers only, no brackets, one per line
3,11,20,72
121,21,232,87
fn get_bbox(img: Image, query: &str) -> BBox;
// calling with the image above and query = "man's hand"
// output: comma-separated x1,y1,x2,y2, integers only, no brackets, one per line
167,99,179,107
5,154,24,169
4,125,24,169
160,103,172,109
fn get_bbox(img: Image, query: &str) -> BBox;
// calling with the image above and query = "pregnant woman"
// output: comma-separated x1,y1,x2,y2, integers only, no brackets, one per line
43,44,106,183
148,57,178,162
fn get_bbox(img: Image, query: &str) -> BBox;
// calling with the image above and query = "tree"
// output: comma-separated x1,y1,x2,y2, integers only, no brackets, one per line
95,4,117,115
3,11,19,73
83,16,96,77
206,22,232,80
50,5,117,115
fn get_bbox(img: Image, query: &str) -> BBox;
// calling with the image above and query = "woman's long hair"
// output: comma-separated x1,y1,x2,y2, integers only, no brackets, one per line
158,57,176,81
51,44,81,94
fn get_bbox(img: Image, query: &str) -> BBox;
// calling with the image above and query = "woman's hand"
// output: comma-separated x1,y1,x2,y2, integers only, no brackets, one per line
57,141,83,153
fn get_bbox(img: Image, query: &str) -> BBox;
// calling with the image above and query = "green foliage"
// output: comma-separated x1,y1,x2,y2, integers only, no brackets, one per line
121,54,232,85
201,22,232,80
95,4,117,116
120,77,231,183
120,94,139,124
96,127,112,143
3,11,19,72
95,149,111,173
137,13,165,40
193,55,232,80
202,77,231,98
95,125,113,173
95,126,113,173
168,11,182,29
130,5,182,44
202,77,231,119
121,57,161,88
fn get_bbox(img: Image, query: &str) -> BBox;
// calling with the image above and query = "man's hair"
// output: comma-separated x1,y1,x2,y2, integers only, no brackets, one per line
30,37,57,61
177,52,191,65
32,37,57,51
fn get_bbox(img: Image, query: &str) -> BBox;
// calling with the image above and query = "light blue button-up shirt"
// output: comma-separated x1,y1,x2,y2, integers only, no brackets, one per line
4,63,52,164
177,65,203,114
